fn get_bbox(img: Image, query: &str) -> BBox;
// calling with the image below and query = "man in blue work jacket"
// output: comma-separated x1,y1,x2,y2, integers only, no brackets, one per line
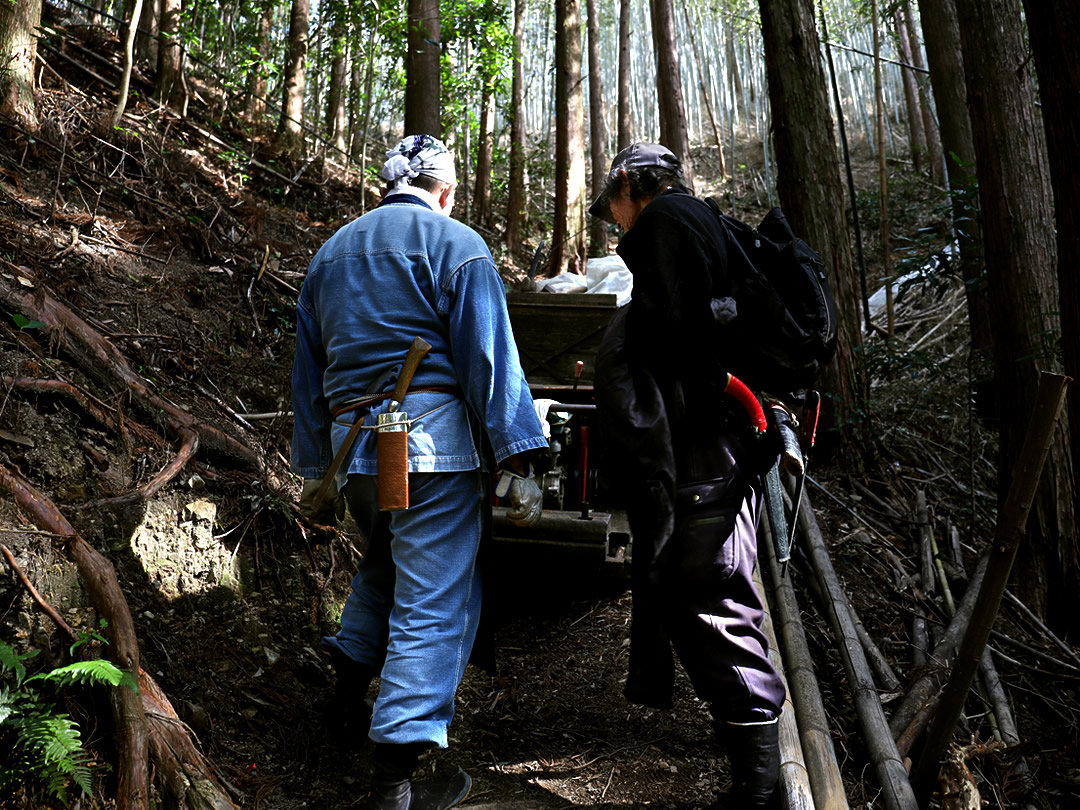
291,134,547,810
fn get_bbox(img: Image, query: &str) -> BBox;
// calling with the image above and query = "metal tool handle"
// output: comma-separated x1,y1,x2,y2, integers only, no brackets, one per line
771,404,805,477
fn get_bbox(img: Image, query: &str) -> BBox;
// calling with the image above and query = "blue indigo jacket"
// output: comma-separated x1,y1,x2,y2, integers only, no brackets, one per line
291,193,547,482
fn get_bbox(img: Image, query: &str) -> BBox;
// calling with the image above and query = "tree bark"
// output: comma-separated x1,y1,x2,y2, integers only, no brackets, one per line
474,83,495,228
1019,0,1080,635
873,0,894,335
954,0,1077,632
616,0,632,152
325,0,348,157
649,0,693,190
551,0,587,276
585,0,609,257
156,0,183,108
135,0,159,67
893,8,927,172
246,0,273,119
757,0,863,458
914,0,990,350
900,2,943,184
0,0,42,132
405,0,441,136
505,0,527,255
274,0,310,158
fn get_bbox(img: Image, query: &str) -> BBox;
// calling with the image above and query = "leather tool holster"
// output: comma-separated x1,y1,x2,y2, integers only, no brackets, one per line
376,411,409,510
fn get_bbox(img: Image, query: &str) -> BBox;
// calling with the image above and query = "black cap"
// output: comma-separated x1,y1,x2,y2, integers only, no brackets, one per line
587,143,683,223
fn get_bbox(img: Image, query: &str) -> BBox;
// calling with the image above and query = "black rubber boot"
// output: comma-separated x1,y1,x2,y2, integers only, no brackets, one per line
367,743,471,810
367,742,426,810
326,647,376,743
713,719,780,809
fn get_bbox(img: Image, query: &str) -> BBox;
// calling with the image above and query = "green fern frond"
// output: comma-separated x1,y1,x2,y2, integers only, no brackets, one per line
11,712,92,797
0,641,38,686
27,659,138,692
43,768,71,805
0,686,20,725
1,642,102,801
14,712,83,763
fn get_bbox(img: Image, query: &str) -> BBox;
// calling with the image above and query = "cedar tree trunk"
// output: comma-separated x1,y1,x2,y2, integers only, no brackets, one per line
955,0,1077,629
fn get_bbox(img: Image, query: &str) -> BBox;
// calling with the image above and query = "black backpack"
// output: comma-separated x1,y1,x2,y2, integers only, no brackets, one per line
703,197,838,397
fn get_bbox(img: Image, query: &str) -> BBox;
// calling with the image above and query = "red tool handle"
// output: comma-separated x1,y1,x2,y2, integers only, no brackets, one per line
803,389,821,449
723,372,767,434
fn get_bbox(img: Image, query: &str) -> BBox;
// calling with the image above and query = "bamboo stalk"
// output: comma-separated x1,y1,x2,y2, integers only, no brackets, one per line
760,513,849,809
888,553,988,738
849,599,903,693
752,530,816,810
926,503,1018,745
797,490,918,809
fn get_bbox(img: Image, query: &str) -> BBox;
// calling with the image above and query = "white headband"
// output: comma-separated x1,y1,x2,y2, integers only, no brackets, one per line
380,134,457,189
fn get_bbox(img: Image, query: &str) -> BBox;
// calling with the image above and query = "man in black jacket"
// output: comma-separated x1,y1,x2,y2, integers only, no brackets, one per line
590,143,786,809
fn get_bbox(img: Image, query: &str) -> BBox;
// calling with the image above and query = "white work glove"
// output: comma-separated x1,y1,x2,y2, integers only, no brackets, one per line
299,478,345,526
495,470,543,527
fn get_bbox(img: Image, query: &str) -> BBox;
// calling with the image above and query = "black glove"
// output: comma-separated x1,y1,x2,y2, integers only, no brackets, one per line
299,478,346,526
495,470,543,527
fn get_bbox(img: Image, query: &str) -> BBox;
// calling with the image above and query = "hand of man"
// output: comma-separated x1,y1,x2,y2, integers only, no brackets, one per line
495,470,543,527
299,478,346,527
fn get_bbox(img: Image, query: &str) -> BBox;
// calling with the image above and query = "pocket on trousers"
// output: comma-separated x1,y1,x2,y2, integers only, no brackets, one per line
674,477,741,582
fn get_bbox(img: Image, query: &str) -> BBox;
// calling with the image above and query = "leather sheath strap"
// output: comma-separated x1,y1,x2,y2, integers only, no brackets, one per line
331,385,461,420
311,386,459,514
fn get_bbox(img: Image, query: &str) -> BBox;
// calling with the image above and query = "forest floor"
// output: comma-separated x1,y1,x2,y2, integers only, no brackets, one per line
2,16,1079,810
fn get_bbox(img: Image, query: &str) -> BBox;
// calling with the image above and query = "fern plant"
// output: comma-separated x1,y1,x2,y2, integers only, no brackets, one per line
0,638,137,805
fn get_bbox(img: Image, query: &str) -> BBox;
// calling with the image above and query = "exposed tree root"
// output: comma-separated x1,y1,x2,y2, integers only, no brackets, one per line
0,459,237,810
139,669,240,810
0,264,260,470
2,374,165,449
86,426,199,508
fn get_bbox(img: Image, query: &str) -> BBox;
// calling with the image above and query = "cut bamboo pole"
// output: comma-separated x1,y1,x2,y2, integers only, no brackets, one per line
849,599,903,693
926,502,1019,745
753,533,815,810
888,553,988,739
760,514,849,809
797,491,919,809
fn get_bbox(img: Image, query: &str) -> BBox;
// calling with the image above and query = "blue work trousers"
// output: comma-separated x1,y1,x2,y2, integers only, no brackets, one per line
322,469,484,747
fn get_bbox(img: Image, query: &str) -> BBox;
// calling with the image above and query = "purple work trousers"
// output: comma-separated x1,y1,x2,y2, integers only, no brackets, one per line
626,465,786,724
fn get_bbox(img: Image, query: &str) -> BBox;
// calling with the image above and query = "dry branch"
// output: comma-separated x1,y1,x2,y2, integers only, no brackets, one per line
1003,588,1080,669
910,372,1070,800
1,542,77,637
